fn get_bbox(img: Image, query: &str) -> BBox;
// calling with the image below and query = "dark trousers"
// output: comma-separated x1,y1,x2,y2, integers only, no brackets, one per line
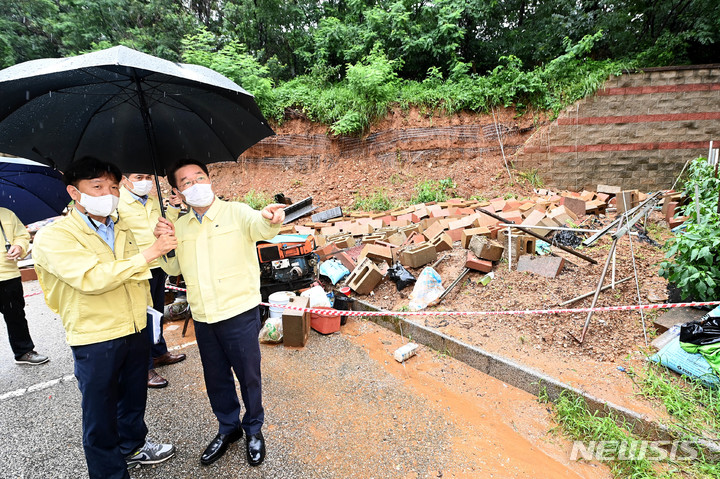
147,267,168,370
72,331,149,479
0,276,34,360
194,306,264,436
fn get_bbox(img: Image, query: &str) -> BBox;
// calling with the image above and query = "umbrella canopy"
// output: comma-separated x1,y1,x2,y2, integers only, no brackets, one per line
0,45,274,175
0,159,71,224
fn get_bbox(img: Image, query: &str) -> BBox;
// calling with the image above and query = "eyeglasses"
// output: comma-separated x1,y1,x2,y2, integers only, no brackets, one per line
179,175,208,189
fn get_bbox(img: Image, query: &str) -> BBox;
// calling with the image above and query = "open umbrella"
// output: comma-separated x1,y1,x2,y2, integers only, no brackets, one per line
0,45,274,206
0,158,70,224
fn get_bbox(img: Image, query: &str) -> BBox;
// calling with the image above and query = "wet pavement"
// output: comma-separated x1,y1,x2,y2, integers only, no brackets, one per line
0,281,608,478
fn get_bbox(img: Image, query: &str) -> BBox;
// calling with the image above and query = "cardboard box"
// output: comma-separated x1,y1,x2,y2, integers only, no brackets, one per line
282,296,311,347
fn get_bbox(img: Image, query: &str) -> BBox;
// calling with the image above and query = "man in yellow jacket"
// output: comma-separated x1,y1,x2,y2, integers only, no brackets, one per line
118,173,185,389
0,207,48,365
155,158,284,467
33,157,178,479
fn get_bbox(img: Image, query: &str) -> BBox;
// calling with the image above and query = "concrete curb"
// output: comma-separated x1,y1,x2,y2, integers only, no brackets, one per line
352,299,720,453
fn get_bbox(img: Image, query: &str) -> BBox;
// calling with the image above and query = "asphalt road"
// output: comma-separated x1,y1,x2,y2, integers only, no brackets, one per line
0,281,605,479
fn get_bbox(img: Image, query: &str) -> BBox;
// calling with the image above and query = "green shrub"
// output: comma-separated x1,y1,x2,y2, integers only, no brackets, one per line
352,189,395,212
411,178,456,204
241,189,272,210
659,158,720,301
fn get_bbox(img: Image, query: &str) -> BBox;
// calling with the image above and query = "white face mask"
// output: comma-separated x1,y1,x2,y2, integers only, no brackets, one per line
76,189,120,217
130,179,153,197
182,183,214,208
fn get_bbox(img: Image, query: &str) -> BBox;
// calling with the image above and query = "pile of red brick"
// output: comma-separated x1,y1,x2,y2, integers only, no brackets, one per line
277,186,668,295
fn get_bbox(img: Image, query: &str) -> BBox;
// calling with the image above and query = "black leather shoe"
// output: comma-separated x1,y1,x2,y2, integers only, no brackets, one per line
200,428,243,465
246,432,265,467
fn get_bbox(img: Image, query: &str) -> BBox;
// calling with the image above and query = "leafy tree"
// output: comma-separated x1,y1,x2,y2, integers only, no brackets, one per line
0,0,59,67
53,0,194,60
181,26,274,112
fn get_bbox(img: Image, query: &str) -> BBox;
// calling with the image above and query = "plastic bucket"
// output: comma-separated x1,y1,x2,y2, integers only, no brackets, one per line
268,291,296,319
310,307,341,335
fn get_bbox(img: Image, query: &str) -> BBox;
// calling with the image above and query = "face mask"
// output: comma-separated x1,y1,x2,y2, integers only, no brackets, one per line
182,183,214,208
75,188,120,217
130,180,153,197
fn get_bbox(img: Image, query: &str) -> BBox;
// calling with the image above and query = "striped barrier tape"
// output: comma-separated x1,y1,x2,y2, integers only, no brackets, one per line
164,284,720,317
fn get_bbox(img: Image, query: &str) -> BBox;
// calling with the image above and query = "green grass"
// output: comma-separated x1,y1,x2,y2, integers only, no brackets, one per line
548,364,720,478
352,188,395,212
241,189,272,210
636,363,720,437
552,391,655,478
517,168,544,188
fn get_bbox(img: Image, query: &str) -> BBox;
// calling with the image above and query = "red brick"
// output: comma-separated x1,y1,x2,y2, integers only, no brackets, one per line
379,215,394,226
315,243,340,260
665,201,679,223
429,208,450,218
503,200,522,211
333,251,357,271
446,228,463,243
465,252,493,273
559,197,586,218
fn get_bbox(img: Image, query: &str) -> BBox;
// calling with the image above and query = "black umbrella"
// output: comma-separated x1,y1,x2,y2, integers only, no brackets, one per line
0,158,71,225
0,45,274,204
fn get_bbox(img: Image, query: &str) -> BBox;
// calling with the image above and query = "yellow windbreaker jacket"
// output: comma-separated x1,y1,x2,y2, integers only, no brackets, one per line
0,207,30,281
117,186,178,269
33,209,152,346
160,198,280,324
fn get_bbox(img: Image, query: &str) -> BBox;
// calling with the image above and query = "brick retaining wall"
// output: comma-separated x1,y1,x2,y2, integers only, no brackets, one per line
514,65,720,191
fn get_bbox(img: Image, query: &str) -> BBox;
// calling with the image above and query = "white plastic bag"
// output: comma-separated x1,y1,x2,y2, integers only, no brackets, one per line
301,285,332,307
408,267,444,311
258,316,283,343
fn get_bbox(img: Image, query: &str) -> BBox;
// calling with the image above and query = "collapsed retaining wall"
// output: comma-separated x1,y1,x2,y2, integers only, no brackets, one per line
514,65,720,191
240,122,532,169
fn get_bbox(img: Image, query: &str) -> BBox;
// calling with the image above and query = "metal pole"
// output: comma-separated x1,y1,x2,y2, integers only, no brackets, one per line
478,208,597,264
133,70,175,257
578,238,618,343
624,210,649,346
507,226,512,272
559,276,632,306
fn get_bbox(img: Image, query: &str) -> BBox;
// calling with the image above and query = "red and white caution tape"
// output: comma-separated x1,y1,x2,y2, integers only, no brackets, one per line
164,284,720,317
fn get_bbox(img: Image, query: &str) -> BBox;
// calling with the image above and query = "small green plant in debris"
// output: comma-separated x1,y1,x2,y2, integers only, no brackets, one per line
411,177,456,204
389,172,405,186
503,192,515,200
241,189,272,210
470,194,488,202
658,157,720,301
517,168,544,188
352,188,395,212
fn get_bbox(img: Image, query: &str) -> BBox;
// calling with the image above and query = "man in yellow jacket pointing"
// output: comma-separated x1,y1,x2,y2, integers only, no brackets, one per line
155,158,284,468
33,157,178,479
